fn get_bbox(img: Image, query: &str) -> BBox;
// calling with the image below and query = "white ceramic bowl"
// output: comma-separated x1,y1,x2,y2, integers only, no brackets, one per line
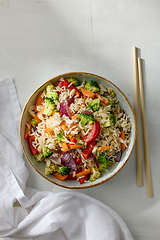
19,72,136,189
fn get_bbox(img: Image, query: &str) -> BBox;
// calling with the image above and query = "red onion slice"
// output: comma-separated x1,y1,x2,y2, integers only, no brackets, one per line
50,154,61,164
82,110,92,114
60,101,71,119
67,98,74,106
61,152,77,170
114,150,122,162
88,153,100,168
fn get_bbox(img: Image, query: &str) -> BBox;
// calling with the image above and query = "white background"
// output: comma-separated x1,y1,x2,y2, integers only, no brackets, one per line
0,0,160,239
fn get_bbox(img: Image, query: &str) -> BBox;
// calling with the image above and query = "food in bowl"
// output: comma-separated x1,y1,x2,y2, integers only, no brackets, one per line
24,76,132,185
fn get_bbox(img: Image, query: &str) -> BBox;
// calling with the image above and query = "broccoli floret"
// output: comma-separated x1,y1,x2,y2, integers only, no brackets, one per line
45,164,70,176
84,80,100,93
78,113,95,127
57,132,68,143
98,153,108,172
89,166,101,182
31,118,38,127
45,163,58,175
46,83,59,101
33,153,45,162
67,77,80,87
58,165,70,176
104,114,116,127
43,97,55,116
53,109,59,113
87,98,100,111
42,146,53,158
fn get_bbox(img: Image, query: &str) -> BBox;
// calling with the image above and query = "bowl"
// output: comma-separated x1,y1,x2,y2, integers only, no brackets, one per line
19,72,136,189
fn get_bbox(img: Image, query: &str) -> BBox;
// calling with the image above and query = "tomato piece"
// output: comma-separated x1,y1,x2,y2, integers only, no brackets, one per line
79,174,89,184
58,80,66,88
28,135,39,155
58,79,81,97
82,120,100,143
74,157,82,164
82,140,96,160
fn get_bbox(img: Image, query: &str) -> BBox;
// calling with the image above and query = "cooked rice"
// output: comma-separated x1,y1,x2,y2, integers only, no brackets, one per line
27,77,132,177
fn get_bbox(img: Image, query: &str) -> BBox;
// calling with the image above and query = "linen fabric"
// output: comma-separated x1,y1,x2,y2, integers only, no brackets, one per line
0,78,133,240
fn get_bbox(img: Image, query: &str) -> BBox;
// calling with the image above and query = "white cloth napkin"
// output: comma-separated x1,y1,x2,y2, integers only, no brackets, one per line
0,78,134,240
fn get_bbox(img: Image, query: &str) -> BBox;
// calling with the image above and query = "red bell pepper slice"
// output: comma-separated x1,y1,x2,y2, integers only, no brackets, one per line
82,120,100,143
28,135,39,155
79,174,89,184
66,170,78,180
68,137,77,148
82,140,96,160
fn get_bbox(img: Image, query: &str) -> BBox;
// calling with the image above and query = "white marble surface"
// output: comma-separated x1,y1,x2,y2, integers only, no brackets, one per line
0,0,160,239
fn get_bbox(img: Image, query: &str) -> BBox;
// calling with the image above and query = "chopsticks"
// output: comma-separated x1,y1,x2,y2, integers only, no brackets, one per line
133,47,152,197
133,47,142,187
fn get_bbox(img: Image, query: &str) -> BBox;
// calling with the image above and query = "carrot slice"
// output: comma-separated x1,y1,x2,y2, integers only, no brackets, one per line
99,146,113,150
53,172,68,181
121,131,126,150
33,114,41,123
35,92,44,112
61,142,69,151
76,168,91,178
81,88,95,98
70,145,83,149
95,93,109,106
24,121,31,140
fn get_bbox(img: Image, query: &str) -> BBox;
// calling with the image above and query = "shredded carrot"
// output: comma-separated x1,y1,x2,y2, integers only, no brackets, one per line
70,111,76,116
98,146,113,150
61,142,69,151
68,133,74,140
71,115,77,121
60,121,66,130
24,121,31,140
35,92,44,112
81,88,95,98
37,107,45,117
121,131,126,150
95,93,109,106
33,114,41,123
53,172,68,181
67,124,77,139
70,144,83,149
76,168,91,178
45,125,53,135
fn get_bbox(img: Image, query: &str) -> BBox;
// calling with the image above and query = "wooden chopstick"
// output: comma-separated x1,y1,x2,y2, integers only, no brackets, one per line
133,47,142,186
137,58,152,197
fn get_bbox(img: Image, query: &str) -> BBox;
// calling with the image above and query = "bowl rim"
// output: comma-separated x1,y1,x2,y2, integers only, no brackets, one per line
19,71,136,189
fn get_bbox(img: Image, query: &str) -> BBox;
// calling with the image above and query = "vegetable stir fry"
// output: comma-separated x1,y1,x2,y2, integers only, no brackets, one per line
24,77,132,184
